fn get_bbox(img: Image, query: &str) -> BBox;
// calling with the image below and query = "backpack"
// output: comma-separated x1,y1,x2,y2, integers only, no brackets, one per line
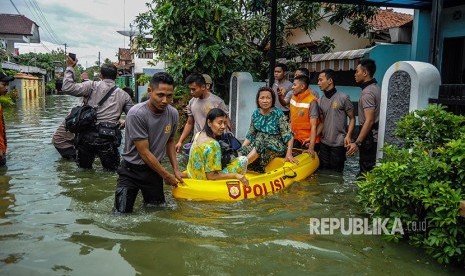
221,131,242,151
65,86,117,133
65,104,97,133
219,132,241,169
218,139,238,169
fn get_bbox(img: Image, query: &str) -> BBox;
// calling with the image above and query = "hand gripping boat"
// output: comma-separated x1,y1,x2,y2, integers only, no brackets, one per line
172,151,319,201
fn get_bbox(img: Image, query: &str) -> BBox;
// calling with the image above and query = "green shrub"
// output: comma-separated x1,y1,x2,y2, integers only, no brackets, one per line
357,105,465,265
0,95,15,107
394,105,465,150
46,80,56,92
136,74,151,85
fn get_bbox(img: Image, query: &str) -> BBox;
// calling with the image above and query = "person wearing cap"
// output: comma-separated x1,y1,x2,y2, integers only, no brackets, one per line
202,74,214,94
175,73,231,153
0,72,15,167
62,56,134,171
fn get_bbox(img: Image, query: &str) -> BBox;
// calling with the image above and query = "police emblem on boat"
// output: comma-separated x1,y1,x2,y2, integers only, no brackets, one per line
227,181,241,199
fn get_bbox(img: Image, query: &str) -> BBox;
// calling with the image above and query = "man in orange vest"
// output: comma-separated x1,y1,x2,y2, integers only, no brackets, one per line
279,74,319,157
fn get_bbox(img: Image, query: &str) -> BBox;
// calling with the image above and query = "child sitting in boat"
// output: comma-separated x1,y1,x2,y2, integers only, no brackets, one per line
184,108,249,186
239,86,297,173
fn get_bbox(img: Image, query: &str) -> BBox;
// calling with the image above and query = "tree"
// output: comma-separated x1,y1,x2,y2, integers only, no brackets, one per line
103,58,113,65
13,50,91,82
135,0,378,98
15,50,66,73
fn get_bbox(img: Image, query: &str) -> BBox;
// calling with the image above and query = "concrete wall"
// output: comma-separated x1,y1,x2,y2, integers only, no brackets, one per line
438,4,465,71
377,61,441,159
287,20,370,52
134,58,165,74
229,72,266,140
368,44,412,84
411,10,431,62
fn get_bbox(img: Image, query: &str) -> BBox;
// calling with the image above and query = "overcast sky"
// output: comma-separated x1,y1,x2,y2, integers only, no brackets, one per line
1,0,149,68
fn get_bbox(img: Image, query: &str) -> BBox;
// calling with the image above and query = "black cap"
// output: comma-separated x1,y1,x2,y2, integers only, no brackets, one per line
0,72,14,83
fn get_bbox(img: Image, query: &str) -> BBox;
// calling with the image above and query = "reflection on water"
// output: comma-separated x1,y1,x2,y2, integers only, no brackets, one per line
0,95,463,275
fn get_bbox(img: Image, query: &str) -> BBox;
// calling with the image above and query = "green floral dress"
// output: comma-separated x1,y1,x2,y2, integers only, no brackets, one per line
187,136,247,180
239,107,293,172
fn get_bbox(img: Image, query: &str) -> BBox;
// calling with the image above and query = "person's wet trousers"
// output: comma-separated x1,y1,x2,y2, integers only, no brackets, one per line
113,160,165,213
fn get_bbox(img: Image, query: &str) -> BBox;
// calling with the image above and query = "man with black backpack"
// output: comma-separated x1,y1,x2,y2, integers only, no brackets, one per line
62,55,133,171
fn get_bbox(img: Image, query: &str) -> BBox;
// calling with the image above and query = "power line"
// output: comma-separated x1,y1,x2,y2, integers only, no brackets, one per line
23,0,62,45
30,0,63,44
9,0,21,14
40,42,52,53
9,0,58,53
27,0,62,44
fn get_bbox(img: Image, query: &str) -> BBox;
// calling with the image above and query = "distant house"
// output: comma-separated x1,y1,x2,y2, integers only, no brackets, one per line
130,36,165,75
116,29,167,102
117,48,132,75
0,14,47,98
370,9,413,44
286,9,413,54
0,14,41,59
282,9,414,102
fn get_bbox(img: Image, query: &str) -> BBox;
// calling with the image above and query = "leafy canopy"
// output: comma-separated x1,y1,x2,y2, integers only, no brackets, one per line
135,0,378,96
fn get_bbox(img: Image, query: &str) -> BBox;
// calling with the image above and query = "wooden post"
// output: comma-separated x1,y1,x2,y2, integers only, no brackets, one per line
268,0,277,86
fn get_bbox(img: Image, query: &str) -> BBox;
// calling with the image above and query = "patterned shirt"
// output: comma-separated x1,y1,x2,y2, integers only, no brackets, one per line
187,138,222,180
246,108,293,145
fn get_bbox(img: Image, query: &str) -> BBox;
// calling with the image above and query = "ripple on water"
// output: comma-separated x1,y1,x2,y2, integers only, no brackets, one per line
0,96,464,275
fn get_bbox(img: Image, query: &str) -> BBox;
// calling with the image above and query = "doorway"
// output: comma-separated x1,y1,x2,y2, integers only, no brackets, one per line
441,37,465,84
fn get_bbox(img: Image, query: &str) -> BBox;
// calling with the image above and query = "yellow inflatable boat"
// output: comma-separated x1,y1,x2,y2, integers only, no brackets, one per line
172,151,319,201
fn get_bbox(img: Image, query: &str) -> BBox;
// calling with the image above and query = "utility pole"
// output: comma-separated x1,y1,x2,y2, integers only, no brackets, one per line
98,51,101,68
64,43,67,63
268,0,277,85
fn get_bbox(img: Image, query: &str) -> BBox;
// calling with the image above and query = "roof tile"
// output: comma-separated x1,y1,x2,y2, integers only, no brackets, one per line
0,14,37,36
370,9,413,30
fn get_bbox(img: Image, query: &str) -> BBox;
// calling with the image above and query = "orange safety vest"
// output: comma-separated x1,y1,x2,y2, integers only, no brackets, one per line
289,89,320,144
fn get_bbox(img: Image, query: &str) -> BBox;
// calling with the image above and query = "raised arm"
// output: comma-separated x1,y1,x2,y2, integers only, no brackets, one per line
277,87,291,106
62,56,93,97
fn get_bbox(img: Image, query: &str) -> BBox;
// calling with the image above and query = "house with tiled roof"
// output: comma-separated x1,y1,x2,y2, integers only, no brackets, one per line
117,48,132,74
286,8,413,54
370,9,413,43
0,14,40,58
282,9,414,107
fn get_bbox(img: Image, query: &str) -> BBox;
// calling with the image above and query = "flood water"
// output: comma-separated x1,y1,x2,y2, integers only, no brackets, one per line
0,95,463,275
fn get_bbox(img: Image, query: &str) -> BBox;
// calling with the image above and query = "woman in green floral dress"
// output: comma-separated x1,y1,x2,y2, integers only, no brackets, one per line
239,87,297,172
185,108,249,186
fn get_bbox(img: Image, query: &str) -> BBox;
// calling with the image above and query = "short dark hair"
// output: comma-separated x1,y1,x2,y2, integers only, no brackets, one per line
185,73,206,87
256,86,275,108
150,72,174,88
321,69,336,83
294,74,310,87
275,63,288,72
100,64,118,80
204,108,227,138
359,59,376,78
296,67,310,76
